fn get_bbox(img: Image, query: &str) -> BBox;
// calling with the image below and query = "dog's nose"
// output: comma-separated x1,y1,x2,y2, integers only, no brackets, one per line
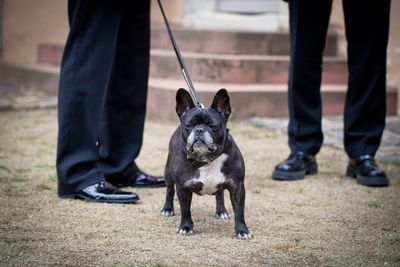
195,127,204,135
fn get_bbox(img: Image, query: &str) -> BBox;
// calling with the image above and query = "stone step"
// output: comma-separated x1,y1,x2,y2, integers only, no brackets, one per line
37,27,338,62
2,63,395,118
149,50,347,84
147,78,398,119
150,26,338,56
38,44,62,67
37,45,348,85
0,63,60,94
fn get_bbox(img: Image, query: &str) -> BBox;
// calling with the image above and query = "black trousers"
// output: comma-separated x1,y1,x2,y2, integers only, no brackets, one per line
57,0,151,196
287,0,390,158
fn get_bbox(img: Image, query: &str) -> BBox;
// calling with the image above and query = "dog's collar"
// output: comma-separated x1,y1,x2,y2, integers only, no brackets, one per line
188,159,209,169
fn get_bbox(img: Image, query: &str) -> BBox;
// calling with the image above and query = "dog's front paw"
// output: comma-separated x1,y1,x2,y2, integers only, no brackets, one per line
161,208,175,217
236,228,253,240
215,211,230,220
177,225,194,235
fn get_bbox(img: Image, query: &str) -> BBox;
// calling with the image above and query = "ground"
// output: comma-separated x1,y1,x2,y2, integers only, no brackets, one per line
0,109,399,266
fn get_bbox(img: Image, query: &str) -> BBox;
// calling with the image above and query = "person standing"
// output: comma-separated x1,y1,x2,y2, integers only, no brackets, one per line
272,0,391,186
57,0,165,204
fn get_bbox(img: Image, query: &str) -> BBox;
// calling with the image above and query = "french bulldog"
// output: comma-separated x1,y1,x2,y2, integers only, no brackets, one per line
161,88,252,239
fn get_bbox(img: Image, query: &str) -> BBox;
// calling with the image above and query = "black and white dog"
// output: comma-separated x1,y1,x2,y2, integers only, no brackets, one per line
161,88,252,239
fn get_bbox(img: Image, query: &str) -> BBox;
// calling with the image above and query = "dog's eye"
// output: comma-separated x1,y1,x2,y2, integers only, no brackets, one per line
209,124,219,130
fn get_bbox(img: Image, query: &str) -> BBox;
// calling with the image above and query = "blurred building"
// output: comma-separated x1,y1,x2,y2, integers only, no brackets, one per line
0,0,399,117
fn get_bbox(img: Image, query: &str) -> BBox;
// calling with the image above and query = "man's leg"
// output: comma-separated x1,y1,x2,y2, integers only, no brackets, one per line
287,0,332,155
272,0,332,180
96,0,164,188
96,0,150,181
57,0,123,196
343,0,390,158
343,0,390,186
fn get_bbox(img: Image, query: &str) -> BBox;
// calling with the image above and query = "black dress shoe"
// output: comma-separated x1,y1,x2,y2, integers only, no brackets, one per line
110,170,166,188
134,171,165,188
272,151,318,180
346,155,389,187
63,181,140,204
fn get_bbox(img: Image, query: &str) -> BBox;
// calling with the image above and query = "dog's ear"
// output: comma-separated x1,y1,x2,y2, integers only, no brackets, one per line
176,88,195,118
211,88,231,120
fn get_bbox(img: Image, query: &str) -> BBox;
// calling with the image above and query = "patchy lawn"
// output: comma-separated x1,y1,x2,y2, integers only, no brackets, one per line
0,109,399,266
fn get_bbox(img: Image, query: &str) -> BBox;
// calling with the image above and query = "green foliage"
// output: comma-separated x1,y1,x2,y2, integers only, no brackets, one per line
292,187,303,193
368,201,381,208
251,187,262,194
37,183,51,191
292,236,302,245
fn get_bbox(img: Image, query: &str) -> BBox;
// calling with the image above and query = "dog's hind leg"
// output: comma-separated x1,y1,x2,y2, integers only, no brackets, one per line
215,190,230,219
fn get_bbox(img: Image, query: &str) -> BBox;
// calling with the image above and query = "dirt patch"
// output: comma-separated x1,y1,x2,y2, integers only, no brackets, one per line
1,109,399,266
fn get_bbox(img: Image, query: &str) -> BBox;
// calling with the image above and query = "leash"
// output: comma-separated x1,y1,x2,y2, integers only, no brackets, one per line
157,0,204,108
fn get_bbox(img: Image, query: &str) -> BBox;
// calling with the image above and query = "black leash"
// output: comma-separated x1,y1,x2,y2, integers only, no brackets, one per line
157,0,204,108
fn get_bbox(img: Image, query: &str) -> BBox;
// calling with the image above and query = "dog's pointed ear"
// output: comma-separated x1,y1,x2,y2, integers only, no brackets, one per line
176,88,195,118
211,88,231,119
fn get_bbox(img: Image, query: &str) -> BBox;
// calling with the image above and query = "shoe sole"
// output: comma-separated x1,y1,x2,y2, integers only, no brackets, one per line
60,194,140,204
346,165,389,187
272,162,318,181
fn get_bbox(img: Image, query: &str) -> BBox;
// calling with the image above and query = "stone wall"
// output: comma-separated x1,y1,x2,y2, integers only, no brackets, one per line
1,0,183,66
388,1,400,115
0,0,3,59
2,0,68,65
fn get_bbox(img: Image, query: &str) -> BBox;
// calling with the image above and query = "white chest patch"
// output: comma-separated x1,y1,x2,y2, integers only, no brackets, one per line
197,153,228,195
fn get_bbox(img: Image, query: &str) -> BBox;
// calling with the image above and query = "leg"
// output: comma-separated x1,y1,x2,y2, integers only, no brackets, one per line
342,0,390,158
161,180,175,216
342,0,390,187
161,156,175,216
97,0,151,183
176,186,194,235
272,0,331,181
57,0,123,196
229,183,252,239
287,0,333,155
215,190,229,219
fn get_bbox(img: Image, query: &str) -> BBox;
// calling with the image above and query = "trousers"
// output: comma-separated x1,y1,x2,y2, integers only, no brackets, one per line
287,0,390,157
57,0,151,196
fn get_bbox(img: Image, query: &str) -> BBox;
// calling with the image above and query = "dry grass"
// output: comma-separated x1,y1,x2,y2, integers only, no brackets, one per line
0,109,399,266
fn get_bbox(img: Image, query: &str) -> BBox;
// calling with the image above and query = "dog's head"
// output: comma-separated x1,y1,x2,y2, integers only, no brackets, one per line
176,88,231,163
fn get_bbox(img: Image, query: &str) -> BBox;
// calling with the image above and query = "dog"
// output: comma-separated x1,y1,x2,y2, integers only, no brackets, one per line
161,88,252,239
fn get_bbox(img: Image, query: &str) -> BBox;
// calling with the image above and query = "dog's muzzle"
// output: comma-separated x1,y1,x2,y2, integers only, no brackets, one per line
186,127,217,154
